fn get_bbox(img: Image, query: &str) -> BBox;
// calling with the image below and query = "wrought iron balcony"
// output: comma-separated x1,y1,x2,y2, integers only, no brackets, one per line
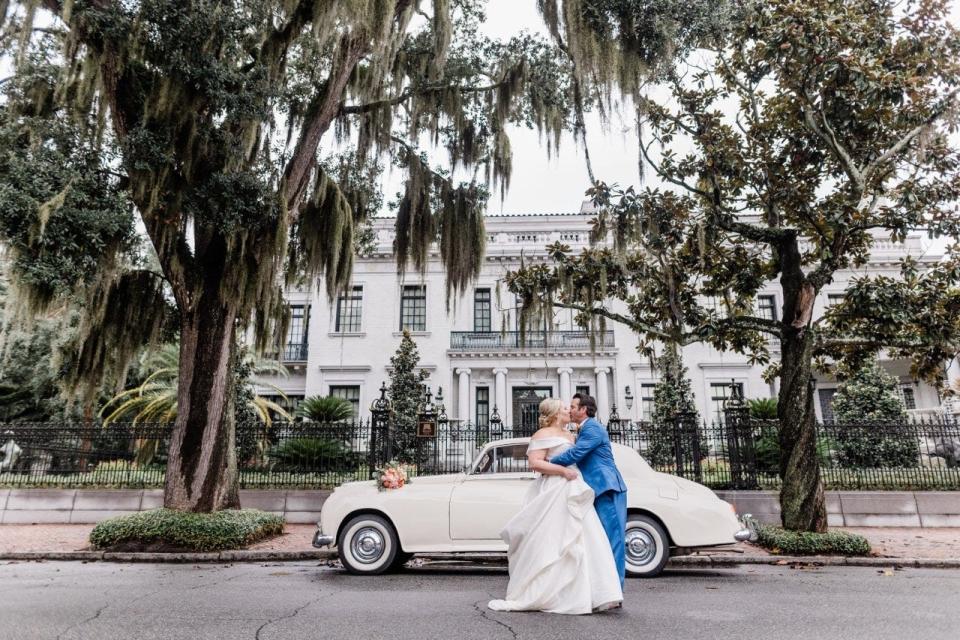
281,342,309,362
449,330,615,351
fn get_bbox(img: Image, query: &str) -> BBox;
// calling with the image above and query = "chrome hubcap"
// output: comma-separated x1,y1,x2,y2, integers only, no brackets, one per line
351,527,385,564
625,528,657,565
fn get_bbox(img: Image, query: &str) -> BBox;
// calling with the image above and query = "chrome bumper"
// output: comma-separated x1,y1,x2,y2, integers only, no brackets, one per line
312,528,335,548
735,512,758,542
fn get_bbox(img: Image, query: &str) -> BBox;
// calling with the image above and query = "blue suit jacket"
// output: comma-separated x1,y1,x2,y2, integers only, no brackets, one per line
549,417,626,496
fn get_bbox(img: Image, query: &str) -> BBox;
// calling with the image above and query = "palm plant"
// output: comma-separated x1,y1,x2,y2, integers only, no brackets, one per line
297,396,355,423
748,398,778,420
101,344,291,426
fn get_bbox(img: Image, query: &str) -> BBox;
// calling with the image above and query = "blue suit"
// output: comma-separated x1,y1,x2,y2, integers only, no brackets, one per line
550,417,628,586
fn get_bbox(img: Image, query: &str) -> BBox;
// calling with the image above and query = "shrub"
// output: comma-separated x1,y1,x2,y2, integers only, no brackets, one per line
89,508,284,551
298,396,355,423
754,524,871,556
831,358,919,468
752,424,833,476
646,348,708,466
748,398,778,420
268,437,360,471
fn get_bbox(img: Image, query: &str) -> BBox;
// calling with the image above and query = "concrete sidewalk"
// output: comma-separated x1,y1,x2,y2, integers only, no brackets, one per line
1,523,958,560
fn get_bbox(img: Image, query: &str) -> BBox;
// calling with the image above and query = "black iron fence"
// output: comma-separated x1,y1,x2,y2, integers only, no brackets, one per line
1,415,958,490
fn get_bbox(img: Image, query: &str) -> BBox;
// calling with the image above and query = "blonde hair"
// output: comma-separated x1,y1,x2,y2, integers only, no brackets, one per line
537,397,564,430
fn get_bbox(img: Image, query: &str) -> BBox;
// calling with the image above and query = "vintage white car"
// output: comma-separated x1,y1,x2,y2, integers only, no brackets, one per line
313,438,751,577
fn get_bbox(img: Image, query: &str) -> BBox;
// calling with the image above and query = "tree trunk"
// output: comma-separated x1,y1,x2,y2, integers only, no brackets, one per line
777,330,827,531
163,296,240,512
776,233,827,532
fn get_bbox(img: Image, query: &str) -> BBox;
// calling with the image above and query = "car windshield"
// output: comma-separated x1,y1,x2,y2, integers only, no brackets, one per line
471,443,530,474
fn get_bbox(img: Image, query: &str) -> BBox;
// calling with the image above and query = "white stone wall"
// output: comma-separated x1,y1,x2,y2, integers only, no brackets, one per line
254,213,948,424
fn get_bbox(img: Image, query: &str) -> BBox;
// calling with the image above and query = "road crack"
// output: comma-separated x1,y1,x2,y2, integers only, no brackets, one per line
473,599,519,640
254,592,322,640
56,601,109,640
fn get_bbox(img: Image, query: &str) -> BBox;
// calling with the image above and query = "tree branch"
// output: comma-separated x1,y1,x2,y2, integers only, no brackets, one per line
708,315,783,339
340,79,510,115
797,86,864,190
637,132,711,198
281,34,368,210
862,93,956,184
551,301,672,340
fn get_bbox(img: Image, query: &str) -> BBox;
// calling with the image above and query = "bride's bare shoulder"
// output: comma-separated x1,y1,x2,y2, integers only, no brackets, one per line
530,427,557,441
529,428,563,442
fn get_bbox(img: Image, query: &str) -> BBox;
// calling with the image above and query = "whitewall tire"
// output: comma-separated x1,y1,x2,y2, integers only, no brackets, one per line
624,514,670,578
338,514,399,575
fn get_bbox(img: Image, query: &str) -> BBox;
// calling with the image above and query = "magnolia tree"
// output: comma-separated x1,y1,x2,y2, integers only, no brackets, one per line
507,0,960,531
0,1,728,511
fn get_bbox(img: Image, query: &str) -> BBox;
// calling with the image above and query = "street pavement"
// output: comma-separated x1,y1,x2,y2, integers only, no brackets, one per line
0,560,957,640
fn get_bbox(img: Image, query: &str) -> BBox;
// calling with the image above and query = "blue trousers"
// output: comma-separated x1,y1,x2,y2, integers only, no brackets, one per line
595,490,627,587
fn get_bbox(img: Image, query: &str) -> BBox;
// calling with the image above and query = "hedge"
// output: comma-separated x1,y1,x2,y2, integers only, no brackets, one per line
754,524,871,556
89,508,284,552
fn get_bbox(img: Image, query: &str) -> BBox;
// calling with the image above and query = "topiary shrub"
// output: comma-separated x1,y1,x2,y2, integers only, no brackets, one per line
754,524,871,556
646,347,708,467
832,359,919,468
89,508,284,552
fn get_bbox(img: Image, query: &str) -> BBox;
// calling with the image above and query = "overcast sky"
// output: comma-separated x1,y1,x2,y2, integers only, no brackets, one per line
382,0,960,218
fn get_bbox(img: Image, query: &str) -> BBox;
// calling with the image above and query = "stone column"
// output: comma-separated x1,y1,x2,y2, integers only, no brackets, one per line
456,368,472,423
493,368,508,417
557,367,573,401
595,367,611,422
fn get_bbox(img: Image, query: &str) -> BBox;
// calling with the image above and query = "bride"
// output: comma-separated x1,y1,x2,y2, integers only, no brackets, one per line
488,398,623,615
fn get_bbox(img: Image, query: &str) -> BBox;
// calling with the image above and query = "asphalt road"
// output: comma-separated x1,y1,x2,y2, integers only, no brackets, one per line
0,560,956,640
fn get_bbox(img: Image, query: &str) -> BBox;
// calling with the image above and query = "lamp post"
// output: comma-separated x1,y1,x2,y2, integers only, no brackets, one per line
624,385,634,421
489,405,503,438
608,403,622,435
369,381,393,473
435,386,448,426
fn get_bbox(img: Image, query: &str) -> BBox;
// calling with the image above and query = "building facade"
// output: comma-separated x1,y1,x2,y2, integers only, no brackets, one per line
256,210,954,428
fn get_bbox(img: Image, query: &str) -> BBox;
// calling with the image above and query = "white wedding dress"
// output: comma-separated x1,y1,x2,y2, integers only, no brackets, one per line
487,437,623,615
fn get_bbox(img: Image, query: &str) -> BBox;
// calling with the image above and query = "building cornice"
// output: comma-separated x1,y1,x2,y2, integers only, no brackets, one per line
447,350,618,359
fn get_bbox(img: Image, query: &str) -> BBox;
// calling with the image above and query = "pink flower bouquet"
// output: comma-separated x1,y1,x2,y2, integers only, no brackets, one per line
376,462,410,492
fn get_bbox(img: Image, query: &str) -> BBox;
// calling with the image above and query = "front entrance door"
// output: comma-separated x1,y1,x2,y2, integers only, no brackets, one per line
512,387,552,436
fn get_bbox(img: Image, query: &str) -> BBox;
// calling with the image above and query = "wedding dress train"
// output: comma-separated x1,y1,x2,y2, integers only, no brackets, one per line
487,437,623,614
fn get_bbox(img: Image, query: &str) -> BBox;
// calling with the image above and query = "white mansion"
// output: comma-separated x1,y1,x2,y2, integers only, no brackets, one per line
256,208,957,430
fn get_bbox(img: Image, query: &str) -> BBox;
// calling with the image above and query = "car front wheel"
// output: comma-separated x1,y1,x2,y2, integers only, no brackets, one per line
624,514,670,578
338,514,399,575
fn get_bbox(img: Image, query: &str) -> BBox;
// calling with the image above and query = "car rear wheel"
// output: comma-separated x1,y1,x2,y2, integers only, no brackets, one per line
338,514,399,575
624,514,669,578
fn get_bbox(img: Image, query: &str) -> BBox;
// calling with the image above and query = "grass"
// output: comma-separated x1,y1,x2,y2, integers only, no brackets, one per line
89,508,285,552
753,524,872,556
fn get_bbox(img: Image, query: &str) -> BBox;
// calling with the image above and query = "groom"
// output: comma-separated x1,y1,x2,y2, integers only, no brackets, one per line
549,393,627,587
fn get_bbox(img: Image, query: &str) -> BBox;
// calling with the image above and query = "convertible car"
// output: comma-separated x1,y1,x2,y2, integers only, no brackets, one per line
313,438,752,577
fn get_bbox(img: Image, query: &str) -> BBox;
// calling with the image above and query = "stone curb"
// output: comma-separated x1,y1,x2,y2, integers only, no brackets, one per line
671,555,960,569
1,549,958,568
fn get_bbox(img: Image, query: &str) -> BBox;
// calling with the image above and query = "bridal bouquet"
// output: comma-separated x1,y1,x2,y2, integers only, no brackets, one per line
376,461,411,492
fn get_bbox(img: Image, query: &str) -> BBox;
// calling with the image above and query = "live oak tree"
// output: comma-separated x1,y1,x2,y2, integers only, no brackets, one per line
0,1,726,512
507,0,960,531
